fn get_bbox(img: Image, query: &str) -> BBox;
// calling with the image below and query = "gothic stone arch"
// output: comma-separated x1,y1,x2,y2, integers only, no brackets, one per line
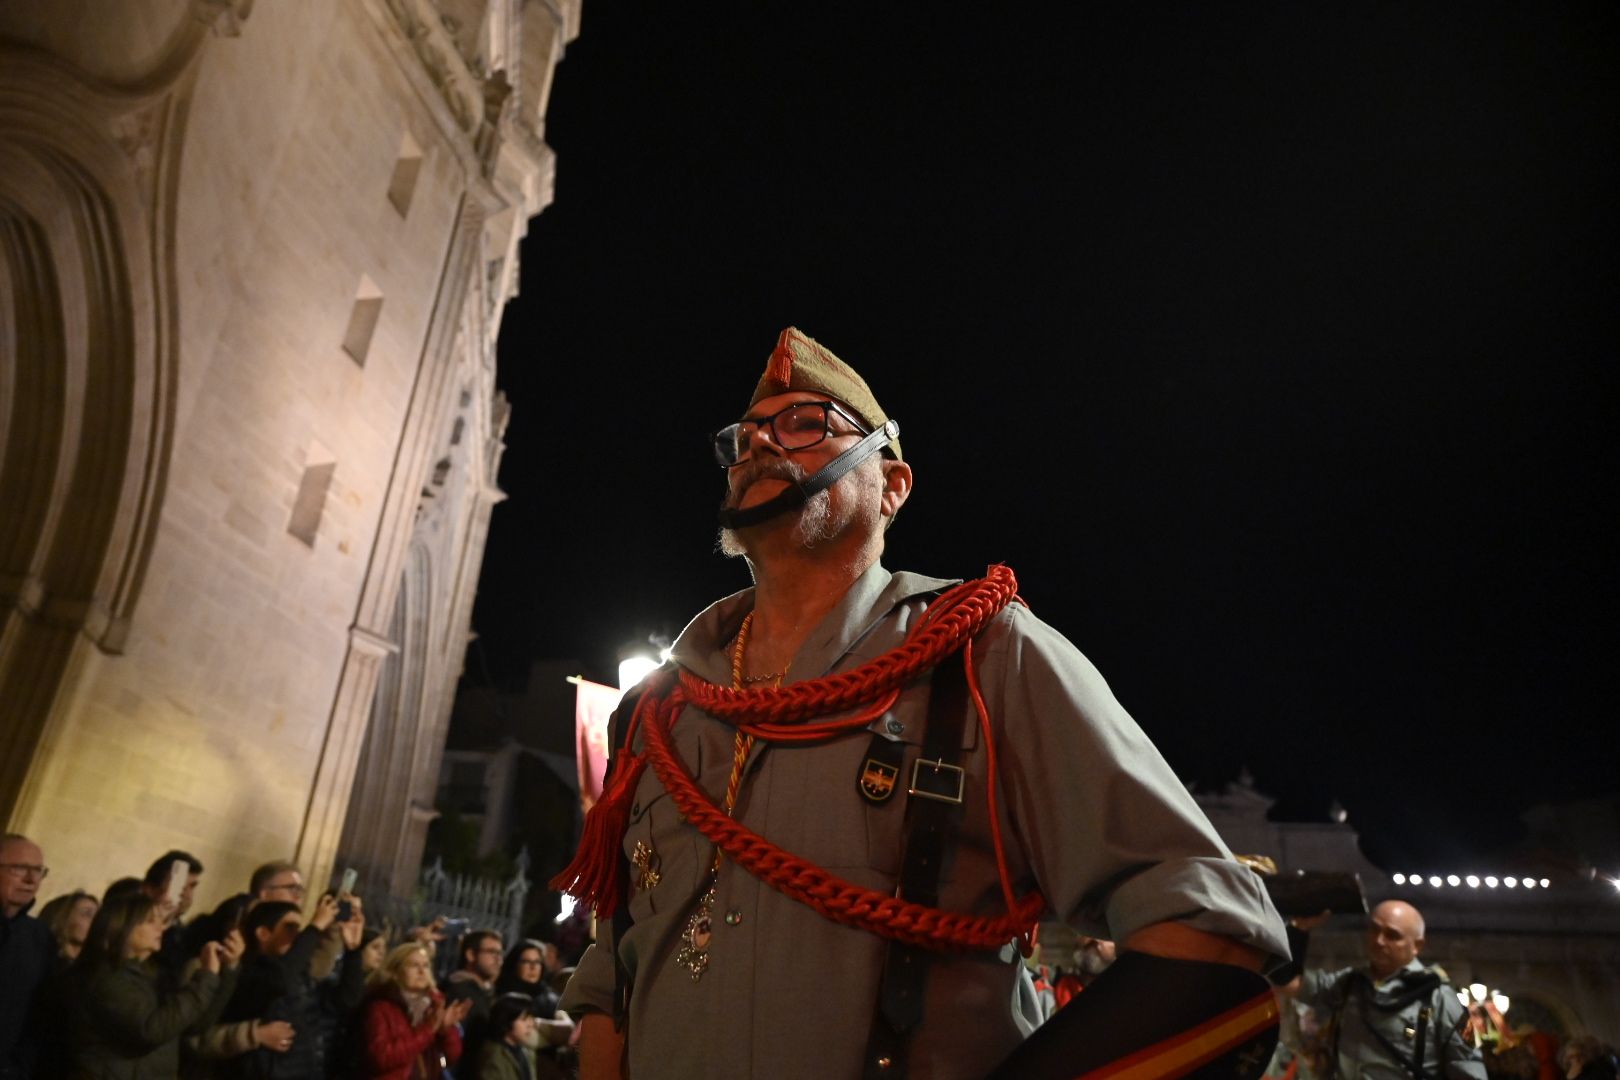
0,50,182,823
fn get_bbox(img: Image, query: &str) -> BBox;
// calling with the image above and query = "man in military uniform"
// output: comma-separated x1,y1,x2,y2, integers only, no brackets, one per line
1293,900,1484,1079
557,328,1291,1079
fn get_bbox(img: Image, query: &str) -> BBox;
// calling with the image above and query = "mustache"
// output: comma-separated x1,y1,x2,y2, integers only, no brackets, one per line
723,459,808,508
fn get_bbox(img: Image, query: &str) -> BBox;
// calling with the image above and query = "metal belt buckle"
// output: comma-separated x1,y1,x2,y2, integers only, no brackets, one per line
908,757,965,804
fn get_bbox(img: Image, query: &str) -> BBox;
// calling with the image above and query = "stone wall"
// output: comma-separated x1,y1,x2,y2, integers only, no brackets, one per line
0,0,577,911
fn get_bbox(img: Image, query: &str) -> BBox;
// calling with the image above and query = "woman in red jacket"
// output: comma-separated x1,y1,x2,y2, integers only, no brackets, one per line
360,942,471,1079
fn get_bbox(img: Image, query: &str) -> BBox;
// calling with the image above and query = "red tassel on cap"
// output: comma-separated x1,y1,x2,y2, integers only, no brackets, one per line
548,750,648,917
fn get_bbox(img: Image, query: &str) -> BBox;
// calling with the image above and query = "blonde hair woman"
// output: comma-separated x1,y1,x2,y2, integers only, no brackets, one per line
359,943,471,1079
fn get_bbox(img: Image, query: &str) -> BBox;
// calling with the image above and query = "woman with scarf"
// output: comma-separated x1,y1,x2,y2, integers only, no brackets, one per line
359,942,469,1080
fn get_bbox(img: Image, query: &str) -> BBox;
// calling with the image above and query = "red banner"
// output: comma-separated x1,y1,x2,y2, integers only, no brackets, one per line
574,678,622,813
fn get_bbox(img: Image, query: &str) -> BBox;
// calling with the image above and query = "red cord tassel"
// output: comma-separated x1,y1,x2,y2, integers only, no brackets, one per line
547,751,647,917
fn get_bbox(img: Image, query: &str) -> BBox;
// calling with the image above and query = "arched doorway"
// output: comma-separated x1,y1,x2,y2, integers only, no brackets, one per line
337,545,434,896
0,54,176,824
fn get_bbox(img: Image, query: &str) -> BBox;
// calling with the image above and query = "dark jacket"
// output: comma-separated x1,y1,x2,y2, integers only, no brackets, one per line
69,958,236,1079
490,974,559,1022
443,972,495,1079
0,903,53,1078
222,928,365,1078
475,1041,533,1080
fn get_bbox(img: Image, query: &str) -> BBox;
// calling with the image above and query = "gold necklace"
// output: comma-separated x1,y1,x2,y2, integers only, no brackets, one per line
675,612,780,980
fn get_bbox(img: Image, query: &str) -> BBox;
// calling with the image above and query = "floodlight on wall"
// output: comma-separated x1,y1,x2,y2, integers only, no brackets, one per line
1428,875,1443,887
1485,876,1499,887
1465,875,1480,887
1504,877,1518,888
1539,878,1550,888
1392,873,1406,884
1446,875,1461,886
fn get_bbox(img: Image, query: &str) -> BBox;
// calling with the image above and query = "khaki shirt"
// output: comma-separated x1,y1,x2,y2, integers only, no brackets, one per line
1299,960,1486,1080
561,563,1288,1078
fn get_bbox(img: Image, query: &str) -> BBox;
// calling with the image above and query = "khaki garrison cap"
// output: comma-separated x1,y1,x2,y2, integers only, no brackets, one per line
747,327,902,460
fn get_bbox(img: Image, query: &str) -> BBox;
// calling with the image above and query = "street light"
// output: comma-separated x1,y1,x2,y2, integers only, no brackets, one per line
618,647,673,691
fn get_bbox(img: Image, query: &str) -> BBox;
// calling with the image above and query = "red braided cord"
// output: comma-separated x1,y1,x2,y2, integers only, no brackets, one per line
640,685,1046,951
962,636,1032,955
677,566,1019,728
629,567,1045,952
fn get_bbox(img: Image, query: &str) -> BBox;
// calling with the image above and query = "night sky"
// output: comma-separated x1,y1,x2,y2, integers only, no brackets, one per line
470,4,1618,871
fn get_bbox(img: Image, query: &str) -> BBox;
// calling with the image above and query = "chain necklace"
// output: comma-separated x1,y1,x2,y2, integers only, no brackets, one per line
674,611,780,980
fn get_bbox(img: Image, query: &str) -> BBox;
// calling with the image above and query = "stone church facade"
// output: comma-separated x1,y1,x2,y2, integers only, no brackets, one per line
0,0,578,904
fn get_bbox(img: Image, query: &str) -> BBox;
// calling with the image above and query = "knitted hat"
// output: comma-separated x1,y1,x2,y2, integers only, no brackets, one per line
747,327,902,460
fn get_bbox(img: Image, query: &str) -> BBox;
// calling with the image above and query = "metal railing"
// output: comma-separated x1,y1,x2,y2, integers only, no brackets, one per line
366,848,532,979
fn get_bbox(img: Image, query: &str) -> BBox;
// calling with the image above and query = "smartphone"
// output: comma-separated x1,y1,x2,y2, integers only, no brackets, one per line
335,867,358,921
164,858,188,908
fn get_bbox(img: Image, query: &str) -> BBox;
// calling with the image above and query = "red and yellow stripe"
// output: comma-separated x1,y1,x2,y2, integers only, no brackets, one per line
1079,991,1280,1080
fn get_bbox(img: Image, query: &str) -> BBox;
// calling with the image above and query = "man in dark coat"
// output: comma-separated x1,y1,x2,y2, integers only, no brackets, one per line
223,893,367,1078
444,929,504,1079
0,833,53,1080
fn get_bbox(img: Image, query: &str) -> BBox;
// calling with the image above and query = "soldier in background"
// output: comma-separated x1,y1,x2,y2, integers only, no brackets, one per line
1287,900,1484,1079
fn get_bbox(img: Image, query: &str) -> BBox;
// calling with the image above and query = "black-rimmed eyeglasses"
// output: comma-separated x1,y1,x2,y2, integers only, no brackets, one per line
711,400,871,468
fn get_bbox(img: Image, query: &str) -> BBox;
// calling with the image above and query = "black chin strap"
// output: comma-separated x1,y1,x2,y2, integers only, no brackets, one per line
717,419,899,530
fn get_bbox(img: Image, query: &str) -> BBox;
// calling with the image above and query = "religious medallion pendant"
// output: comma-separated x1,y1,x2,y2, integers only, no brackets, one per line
675,884,718,981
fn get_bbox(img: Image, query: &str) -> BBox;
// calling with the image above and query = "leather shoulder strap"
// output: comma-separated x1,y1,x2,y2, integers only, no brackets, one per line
862,651,972,1079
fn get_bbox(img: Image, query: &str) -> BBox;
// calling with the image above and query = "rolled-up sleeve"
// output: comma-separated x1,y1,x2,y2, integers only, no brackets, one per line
984,604,1290,963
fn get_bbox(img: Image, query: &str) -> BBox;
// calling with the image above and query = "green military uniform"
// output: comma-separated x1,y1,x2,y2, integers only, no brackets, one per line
1298,959,1485,1080
560,562,1288,1079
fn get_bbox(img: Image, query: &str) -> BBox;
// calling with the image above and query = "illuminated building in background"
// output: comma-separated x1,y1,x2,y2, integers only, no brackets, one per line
0,0,580,903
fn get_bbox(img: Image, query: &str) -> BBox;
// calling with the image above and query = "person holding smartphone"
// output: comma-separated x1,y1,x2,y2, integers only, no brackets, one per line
67,891,241,1077
138,851,204,983
221,890,369,1078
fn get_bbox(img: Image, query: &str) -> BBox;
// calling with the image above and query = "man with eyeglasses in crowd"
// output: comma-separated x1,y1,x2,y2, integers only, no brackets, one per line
0,834,53,1080
250,860,347,981
555,328,1291,1079
445,929,506,1078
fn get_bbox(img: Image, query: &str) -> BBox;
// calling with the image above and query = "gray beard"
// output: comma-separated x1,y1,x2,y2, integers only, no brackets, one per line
717,486,835,557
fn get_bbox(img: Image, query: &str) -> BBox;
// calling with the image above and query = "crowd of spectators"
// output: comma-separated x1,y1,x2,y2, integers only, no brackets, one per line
0,832,575,1080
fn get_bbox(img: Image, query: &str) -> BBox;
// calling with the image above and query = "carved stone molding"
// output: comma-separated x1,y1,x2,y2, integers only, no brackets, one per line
193,0,255,38
106,98,168,207
383,0,485,134
349,624,401,658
